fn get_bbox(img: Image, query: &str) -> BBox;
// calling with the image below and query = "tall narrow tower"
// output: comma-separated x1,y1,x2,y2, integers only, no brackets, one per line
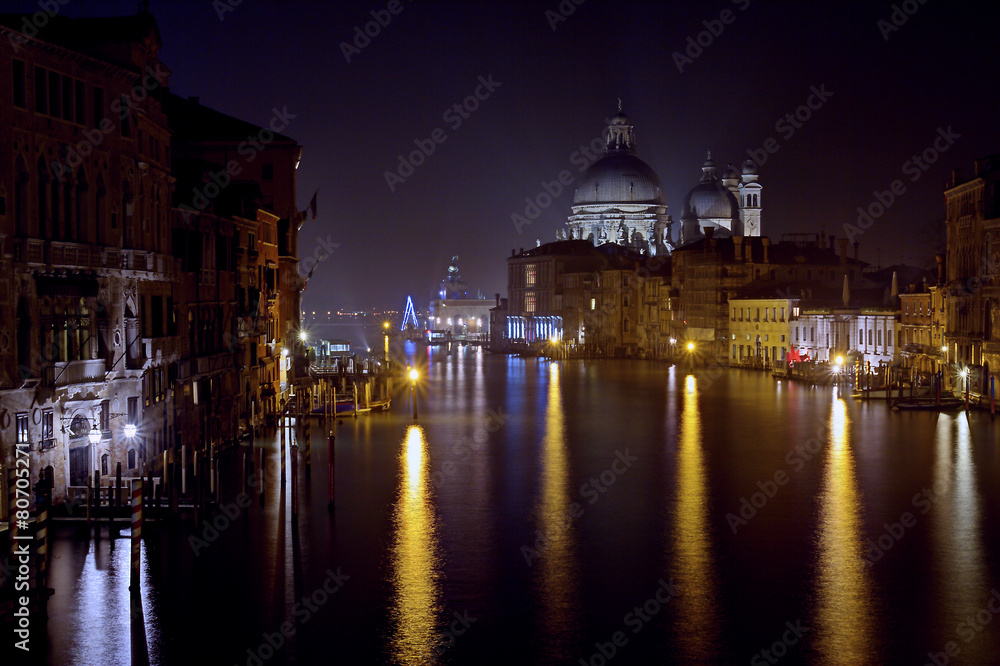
739,159,762,236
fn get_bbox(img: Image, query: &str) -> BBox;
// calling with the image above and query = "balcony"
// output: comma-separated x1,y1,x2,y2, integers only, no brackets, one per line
45,359,106,387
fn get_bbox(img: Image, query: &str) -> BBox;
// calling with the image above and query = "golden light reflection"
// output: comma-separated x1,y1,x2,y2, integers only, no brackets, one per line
814,398,875,663
390,425,442,664
672,374,719,661
535,362,578,657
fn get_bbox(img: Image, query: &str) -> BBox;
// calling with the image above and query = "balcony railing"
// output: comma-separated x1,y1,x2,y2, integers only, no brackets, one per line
45,359,106,386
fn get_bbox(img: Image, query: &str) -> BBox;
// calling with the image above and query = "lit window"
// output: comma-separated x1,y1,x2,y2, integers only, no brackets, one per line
41,410,54,449
16,413,29,447
525,264,537,287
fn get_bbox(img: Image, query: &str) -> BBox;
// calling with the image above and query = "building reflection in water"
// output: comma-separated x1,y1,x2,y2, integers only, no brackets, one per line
532,362,579,660
672,374,719,661
813,395,875,663
931,415,988,649
389,425,443,664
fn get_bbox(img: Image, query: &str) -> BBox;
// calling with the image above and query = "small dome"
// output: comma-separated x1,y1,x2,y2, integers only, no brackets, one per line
609,111,631,126
742,159,759,176
683,180,740,220
722,164,740,181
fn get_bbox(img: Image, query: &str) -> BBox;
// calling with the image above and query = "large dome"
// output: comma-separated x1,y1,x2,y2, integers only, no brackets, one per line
683,180,740,219
573,154,665,205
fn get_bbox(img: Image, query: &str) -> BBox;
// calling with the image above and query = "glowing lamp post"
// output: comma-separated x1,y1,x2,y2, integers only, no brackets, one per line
124,424,137,439
833,355,844,386
383,322,390,363
409,368,419,419
960,368,969,411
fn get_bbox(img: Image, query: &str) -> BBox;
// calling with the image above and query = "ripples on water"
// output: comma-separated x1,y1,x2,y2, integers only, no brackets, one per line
38,350,1000,665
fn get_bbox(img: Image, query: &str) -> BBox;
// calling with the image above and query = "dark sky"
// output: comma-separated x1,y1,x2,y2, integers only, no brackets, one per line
14,1,1000,312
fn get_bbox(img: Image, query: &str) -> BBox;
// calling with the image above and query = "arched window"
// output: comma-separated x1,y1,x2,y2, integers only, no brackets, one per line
14,155,29,236
128,449,136,469
101,454,109,476
37,158,49,238
985,300,993,341
624,317,630,333
61,175,73,240
76,167,88,242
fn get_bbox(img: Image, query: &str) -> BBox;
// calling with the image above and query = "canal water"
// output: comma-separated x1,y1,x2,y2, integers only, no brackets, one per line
30,346,1000,664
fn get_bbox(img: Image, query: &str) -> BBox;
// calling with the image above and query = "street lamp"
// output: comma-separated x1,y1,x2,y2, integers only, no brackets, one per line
409,368,419,419
960,367,969,410
124,423,137,439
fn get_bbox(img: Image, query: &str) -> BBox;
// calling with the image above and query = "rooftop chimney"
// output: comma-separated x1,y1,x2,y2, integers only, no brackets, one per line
733,236,745,262
936,254,945,284
838,238,848,264
762,236,770,263
853,240,859,261
495,293,500,307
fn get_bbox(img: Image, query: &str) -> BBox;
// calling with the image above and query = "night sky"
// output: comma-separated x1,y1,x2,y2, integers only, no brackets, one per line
13,1,1000,312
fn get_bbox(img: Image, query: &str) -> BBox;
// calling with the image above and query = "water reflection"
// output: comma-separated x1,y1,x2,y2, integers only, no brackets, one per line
534,362,579,660
672,374,719,661
814,397,875,663
932,416,988,646
389,425,443,663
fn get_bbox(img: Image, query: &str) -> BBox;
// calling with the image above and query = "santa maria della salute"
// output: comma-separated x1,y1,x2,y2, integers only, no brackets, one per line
550,104,762,255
